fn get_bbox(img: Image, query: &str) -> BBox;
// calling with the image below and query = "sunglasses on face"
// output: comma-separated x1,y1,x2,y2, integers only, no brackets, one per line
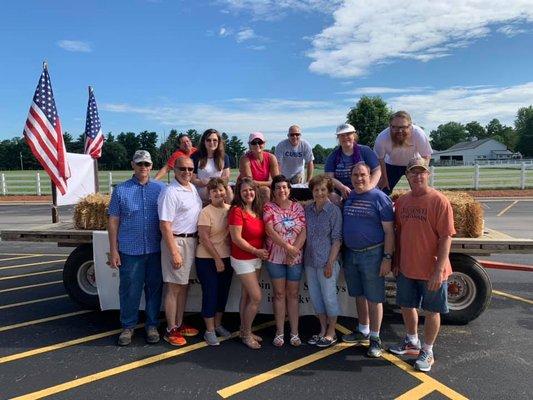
178,167,194,172
250,140,264,146
289,133,301,137
135,162,152,167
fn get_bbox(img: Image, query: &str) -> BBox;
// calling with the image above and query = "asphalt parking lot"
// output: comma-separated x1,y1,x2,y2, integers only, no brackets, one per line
0,200,532,399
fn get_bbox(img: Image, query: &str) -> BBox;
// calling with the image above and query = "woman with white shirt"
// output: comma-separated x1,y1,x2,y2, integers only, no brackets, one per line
374,111,432,195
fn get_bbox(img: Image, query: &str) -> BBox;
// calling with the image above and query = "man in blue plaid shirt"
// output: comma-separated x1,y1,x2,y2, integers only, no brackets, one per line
108,150,165,346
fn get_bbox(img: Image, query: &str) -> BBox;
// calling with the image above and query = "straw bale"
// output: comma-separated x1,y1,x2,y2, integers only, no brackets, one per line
73,193,111,230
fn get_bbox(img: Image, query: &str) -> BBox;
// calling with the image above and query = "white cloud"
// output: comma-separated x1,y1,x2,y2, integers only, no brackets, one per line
219,0,341,20
236,28,256,42
497,24,527,36
339,86,431,95
57,40,92,53
218,27,231,37
308,0,533,78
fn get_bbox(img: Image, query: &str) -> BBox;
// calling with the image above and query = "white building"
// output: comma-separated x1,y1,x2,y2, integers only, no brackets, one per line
431,138,518,165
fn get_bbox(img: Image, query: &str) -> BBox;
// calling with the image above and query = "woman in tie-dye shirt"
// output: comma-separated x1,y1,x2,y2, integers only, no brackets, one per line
263,175,306,348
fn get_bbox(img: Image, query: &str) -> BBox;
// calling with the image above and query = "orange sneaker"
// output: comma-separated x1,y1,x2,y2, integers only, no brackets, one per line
164,327,186,346
177,324,199,337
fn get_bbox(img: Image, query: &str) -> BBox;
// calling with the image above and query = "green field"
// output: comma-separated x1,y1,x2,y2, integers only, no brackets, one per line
0,165,532,195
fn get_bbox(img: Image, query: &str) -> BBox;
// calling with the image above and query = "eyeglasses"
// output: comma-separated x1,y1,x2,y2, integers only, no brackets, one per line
178,167,194,172
391,125,411,131
250,140,264,146
135,162,152,167
289,133,301,137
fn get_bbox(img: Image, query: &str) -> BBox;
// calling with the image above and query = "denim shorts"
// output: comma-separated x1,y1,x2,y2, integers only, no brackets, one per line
342,245,385,303
396,273,449,314
265,261,303,282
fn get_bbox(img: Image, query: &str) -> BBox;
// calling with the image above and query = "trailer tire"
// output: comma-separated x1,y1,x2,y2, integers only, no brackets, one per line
443,253,492,325
63,244,99,309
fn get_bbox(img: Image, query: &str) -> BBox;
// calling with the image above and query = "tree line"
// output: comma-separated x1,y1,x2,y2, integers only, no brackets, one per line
1,97,532,170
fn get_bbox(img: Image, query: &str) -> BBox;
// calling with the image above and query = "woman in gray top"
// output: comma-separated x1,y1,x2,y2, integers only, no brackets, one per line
304,175,343,347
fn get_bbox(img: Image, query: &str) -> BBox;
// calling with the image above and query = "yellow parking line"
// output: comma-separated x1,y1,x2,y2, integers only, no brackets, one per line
0,310,92,332
0,255,43,262
493,290,533,305
0,259,66,270
0,280,62,293
217,341,356,398
0,295,69,310
11,320,275,400
395,383,435,400
496,200,518,216
0,269,62,281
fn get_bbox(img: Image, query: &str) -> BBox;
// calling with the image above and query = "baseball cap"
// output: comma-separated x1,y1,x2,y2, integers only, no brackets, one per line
132,150,152,164
248,132,265,144
336,123,356,135
406,157,430,172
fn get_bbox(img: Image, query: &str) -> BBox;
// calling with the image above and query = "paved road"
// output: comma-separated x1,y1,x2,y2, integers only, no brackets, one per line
0,201,531,399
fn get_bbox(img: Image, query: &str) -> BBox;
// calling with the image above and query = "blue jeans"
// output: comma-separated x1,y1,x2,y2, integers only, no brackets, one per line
382,163,407,195
265,261,303,281
342,245,385,303
195,257,234,318
305,262,341,317
119,252,163,329
396,273,449,314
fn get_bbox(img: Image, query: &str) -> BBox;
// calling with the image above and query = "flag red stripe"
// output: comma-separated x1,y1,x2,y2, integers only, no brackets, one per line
29,106,59,148
24,118,59,167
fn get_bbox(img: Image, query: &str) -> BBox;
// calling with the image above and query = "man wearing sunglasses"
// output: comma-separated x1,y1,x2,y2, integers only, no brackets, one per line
275,125,314,184
108,150,165,346
158,156,202,346
155,134,198,181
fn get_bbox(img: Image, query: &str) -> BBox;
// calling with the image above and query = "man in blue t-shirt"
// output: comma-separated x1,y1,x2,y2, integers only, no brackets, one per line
341,162,395,358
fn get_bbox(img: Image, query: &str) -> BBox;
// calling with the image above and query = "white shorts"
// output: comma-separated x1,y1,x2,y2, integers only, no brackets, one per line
230,257,262,275
161,237,197,284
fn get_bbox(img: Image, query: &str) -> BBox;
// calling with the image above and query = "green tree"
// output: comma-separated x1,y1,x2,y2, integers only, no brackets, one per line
117,132,140,161
186,129,201,147
100,141,128,170
159,129,180,164
138,130,160,167
226,136,246,168
312,144,328,164
346,96,392,146
515,106,533,157
465,121,487,140
430,122,469,151
485,118,518,150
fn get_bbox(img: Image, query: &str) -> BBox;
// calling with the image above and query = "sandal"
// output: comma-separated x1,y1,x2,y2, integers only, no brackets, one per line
273,333,285,347
239,328,263,342
242,334,261,349
290,333,302,347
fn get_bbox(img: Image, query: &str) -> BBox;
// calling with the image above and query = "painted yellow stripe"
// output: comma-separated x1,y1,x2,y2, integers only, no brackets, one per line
0,269,62,281
0,310,92,332
395,383,435,400
0,259,66,270
496,200,518,216
0,280,62,293
493,290,533,305
0,255,43,262
0,295,68,310
217,341,356,398
11,320,275,400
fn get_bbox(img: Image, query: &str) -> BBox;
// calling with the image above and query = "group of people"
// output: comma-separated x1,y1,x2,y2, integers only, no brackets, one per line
108,110,453,373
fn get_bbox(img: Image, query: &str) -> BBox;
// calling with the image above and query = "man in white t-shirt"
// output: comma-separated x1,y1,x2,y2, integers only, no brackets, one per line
158,156,202,346
275,125,314,184
374,111,432,194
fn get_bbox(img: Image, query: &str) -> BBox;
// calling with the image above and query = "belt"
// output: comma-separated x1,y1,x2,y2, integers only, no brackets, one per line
349,243,383,253
173,232,198,238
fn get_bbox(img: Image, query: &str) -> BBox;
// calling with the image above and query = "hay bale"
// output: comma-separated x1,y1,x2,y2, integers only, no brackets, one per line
73,193,110,230
391,189,483,238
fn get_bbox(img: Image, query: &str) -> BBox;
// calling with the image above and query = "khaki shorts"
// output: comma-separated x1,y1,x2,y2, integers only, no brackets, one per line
161,237,197,284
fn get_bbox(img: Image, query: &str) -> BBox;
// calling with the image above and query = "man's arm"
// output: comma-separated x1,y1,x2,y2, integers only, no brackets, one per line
379,221,395,276
377,159,389,190
107,216,121,268
428,235,452,291
306,161,314,182
154,165,170,181
325,172,351,199
369,166,382,189
160,220,183,269
269,153,280,177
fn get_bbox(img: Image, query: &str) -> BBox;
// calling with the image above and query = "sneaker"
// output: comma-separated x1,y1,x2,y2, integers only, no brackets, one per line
388,337,421,356
204,330,220,346
342,330,369,344
307,334,323,345
367,336,383,358
215,325,232,338
415,350,434,372
316,336,338,348
164,327,187,346
177,323,199,337
118,328,134,346
145,326,160,344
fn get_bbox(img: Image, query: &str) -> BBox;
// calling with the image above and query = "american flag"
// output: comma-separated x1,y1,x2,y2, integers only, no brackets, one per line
23,64,70,195
84,86,104,159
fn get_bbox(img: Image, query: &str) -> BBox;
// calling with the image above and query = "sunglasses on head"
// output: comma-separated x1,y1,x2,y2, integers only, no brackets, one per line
135,162,151,167
178,167,194,172
250,140,264,145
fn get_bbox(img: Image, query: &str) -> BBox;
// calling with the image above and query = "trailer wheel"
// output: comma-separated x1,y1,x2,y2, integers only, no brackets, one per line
443,253,492,325
63,244,99,309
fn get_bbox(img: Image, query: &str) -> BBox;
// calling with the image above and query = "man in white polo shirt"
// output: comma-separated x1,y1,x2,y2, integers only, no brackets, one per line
158,156,202,346
275,125,314,184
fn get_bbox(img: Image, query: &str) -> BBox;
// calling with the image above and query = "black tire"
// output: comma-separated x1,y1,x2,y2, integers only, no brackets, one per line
63,244,100,309
443,253,492,325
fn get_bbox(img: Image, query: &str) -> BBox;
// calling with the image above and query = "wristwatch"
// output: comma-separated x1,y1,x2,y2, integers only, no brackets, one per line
382,253,392,260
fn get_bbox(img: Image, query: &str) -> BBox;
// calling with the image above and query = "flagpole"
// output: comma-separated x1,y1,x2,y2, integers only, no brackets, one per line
88,86,101,193
44,60,59,223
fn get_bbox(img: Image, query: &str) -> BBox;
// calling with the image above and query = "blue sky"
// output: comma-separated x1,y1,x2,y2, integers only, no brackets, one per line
1,0,533,147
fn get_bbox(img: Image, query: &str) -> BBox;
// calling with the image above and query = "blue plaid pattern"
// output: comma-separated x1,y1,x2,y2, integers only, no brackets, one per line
108,176,165,255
